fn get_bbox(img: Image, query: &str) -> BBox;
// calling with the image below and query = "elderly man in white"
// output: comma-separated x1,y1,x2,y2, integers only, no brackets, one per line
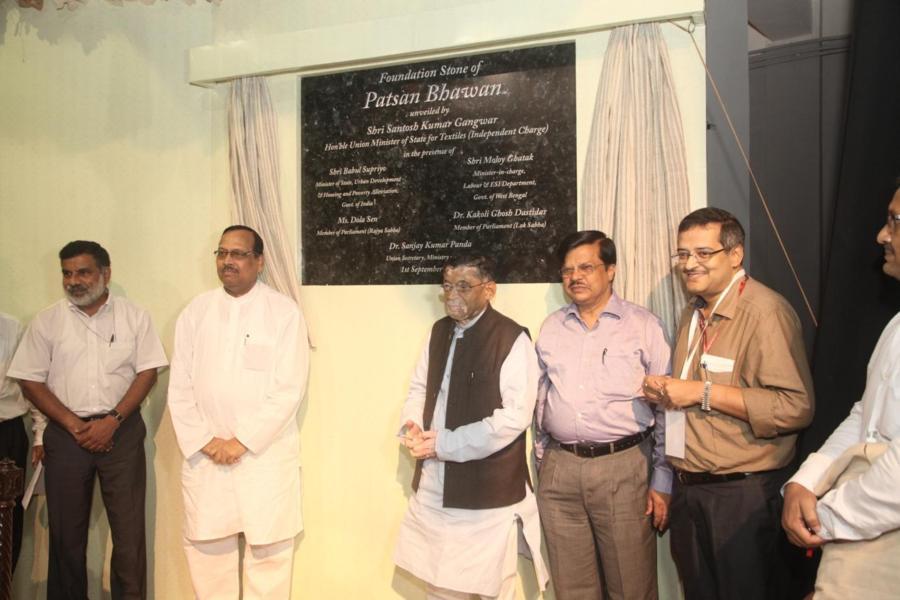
782,185,900,597
394,255,547,600
168,225,309,599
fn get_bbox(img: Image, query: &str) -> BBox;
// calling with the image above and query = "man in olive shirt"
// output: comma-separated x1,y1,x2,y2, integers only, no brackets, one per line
643,208,814,600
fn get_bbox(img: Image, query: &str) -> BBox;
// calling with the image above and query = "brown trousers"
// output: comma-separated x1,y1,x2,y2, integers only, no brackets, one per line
537,439,657,600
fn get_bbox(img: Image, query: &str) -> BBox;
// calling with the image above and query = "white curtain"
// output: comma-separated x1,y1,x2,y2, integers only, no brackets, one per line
582,23,690,337
228,76,312,344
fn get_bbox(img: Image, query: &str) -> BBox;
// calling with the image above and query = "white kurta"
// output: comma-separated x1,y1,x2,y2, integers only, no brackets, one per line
168,282,309,545
394,312,548,597
788,311,900,540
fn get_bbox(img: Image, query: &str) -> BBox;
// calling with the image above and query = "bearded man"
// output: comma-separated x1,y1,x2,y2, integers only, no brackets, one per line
8,240,167,600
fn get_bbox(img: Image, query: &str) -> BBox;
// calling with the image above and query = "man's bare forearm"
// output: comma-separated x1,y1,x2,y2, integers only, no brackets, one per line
18,380,83,434
114,369,158,419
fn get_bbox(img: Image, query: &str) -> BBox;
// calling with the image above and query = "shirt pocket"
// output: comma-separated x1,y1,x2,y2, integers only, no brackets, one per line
104,338,136,374
700,353,735,385
592,350,644,398
242,342,275,371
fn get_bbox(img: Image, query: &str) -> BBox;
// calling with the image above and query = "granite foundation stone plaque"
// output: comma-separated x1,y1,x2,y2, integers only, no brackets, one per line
300,43,576,284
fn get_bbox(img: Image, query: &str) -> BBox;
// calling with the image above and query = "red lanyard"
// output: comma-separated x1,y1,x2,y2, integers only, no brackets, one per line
697,276,748,355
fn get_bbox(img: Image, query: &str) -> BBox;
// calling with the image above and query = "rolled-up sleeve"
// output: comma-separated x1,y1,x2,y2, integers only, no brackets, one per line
742,306,814,439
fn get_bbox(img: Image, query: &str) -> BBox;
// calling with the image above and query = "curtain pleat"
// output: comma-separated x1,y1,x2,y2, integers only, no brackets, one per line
582,23,690,338
228,77,313,345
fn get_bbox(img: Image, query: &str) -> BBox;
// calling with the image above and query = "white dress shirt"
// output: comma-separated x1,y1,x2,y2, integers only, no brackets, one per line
8,296,167,418
788,312,900,540
394,311,548,596
0,312,46,443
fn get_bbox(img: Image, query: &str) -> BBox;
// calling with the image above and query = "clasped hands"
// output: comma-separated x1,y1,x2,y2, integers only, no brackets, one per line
400,420,437,460
202,437,248,465
641,375,704,410
66,415,118,453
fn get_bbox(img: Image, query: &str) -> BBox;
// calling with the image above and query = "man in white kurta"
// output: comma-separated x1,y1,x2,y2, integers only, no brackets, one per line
394,256,548,600
782,188,900,567
168,226,309,599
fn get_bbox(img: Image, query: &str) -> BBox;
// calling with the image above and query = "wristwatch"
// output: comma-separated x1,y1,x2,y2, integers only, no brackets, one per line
107,409,124,423
700,381,712,412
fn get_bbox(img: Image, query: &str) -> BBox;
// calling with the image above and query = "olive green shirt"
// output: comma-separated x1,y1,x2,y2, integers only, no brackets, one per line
671,277,814,474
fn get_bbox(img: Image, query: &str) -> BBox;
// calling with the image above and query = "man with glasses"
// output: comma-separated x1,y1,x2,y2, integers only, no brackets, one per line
533,230,671,600
168,225,309,599
642,207,814,600
8,240,167,600
394,255,547,600
781,185,900,596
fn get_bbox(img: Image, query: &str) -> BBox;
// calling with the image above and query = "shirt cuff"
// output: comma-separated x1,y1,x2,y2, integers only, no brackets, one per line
783,452,834,496
430,429,447,460
651,465,674,495
815,505,836,540
742,387,778,439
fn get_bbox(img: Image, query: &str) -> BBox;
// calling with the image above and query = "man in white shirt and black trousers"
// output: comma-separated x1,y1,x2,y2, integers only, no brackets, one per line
8,240,167,600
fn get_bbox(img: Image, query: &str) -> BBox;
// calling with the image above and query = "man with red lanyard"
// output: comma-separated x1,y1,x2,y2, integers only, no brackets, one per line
643,207,814,600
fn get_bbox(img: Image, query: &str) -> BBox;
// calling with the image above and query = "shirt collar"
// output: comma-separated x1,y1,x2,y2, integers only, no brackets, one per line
692,274,747,321
563,291,624,324
221,279,262,304
66,292,112,317
455,305,488,333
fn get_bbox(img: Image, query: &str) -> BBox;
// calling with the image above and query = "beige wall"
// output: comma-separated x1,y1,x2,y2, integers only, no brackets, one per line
1,1,705,598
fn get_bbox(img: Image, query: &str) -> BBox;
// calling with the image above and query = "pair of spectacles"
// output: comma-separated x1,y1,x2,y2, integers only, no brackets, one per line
885,213,900,234
560,263,605,279
441,281,487,294
671,248,727,264
213,249,257,259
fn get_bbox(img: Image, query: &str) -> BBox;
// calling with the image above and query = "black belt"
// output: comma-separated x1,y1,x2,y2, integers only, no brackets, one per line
80,413,112,422
557,426,653,458
675,469,751,485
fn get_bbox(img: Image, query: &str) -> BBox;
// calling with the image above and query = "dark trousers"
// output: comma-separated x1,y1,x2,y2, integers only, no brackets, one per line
0,415,28,572
669,469,790,600
43,413,147,600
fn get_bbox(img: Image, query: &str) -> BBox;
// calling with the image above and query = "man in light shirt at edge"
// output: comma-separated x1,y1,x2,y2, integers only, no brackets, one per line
167,225,309,599
782,185,900,585
534,230,672,600
394,255,548,600
7,240,168,600
643,208,814,600
0,311,47,572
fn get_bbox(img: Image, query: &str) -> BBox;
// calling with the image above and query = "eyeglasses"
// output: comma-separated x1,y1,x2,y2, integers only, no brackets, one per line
560,262,605,279
441,281,487,294
214,249,257,259
671,248,727,264
885,213,900,234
